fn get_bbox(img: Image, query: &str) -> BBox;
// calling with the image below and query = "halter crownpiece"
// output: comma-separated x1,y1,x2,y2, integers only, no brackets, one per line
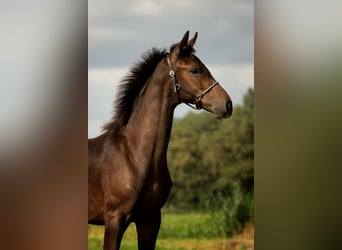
166,53,219,110
166,54,180,93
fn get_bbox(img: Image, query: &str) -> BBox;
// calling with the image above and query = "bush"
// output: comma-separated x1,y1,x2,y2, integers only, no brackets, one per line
204,182,254,238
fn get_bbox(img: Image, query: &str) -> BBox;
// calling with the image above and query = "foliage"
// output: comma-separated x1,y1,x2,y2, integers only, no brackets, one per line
204,182,254,237
166,88,254,229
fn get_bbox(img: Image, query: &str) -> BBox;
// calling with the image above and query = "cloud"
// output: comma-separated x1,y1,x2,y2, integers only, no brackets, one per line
88,0,253,67
210,63,254,88
130,0,162,17
89,67,127,87
89,28,139,43
88,67,128,128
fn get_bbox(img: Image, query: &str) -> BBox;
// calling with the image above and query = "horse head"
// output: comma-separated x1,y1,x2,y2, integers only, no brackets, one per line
167,31,233,119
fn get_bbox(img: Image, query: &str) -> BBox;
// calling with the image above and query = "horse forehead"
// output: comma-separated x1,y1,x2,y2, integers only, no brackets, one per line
177,55,200,67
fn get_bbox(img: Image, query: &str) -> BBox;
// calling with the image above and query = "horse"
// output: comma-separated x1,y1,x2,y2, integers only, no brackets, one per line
88,31,233,250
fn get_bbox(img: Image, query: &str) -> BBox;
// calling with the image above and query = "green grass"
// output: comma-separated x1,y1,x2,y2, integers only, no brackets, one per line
88,212,254,250
159,212,213,239
88,236,228,250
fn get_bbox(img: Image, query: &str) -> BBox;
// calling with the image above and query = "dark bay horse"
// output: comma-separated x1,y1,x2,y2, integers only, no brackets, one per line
88,31,233,250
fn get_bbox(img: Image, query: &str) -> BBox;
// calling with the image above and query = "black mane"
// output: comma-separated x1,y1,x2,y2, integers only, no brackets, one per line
103,48,168,135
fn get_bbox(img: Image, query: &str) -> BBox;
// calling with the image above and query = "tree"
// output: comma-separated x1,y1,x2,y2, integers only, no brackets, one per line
167,88,254,210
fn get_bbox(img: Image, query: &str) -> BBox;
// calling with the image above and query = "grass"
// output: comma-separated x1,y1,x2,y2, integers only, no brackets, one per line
88,212,254,250
159,212,213,239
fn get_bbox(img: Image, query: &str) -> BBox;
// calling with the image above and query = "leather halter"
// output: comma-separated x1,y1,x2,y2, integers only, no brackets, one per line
166,54,219,110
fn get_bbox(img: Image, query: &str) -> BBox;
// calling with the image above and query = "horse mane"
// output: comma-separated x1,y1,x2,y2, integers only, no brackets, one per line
102,47,168,135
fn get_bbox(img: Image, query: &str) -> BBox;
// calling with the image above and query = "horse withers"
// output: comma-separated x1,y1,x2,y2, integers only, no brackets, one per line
88,31,232,250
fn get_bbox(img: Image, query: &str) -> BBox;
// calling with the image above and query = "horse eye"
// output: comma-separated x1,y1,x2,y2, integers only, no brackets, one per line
190,68,200,75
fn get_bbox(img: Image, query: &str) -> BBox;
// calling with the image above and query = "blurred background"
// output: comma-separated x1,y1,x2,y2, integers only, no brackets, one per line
0,1,87,250
256,1,342,249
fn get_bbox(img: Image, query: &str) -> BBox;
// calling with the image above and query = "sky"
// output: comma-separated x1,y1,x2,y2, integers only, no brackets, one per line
88,0,254,137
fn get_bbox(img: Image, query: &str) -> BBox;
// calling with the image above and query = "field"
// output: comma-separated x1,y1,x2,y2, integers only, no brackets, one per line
88,213,254,250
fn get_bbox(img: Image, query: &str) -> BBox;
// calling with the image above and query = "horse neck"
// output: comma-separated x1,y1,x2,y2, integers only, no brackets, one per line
122,63,176,171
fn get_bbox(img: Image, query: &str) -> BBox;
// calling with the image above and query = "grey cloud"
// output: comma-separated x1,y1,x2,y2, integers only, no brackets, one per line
89,0,253,68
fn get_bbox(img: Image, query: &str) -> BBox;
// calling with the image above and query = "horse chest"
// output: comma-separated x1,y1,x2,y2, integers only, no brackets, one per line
136,173,172,212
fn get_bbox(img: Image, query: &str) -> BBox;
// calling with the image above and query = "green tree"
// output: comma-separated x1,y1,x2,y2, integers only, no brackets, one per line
167,88,254,212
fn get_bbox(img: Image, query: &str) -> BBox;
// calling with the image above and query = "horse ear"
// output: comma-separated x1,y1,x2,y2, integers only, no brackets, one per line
179,31,190,48
170,31,190,59
188,32,198,48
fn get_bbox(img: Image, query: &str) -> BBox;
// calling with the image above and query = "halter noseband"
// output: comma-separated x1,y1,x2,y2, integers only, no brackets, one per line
166,54,219,110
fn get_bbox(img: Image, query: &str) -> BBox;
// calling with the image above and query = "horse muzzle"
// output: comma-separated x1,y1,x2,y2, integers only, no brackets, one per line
201,85,233,119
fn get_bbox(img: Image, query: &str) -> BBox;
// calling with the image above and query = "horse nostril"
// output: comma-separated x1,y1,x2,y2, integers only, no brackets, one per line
226,100,233,116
